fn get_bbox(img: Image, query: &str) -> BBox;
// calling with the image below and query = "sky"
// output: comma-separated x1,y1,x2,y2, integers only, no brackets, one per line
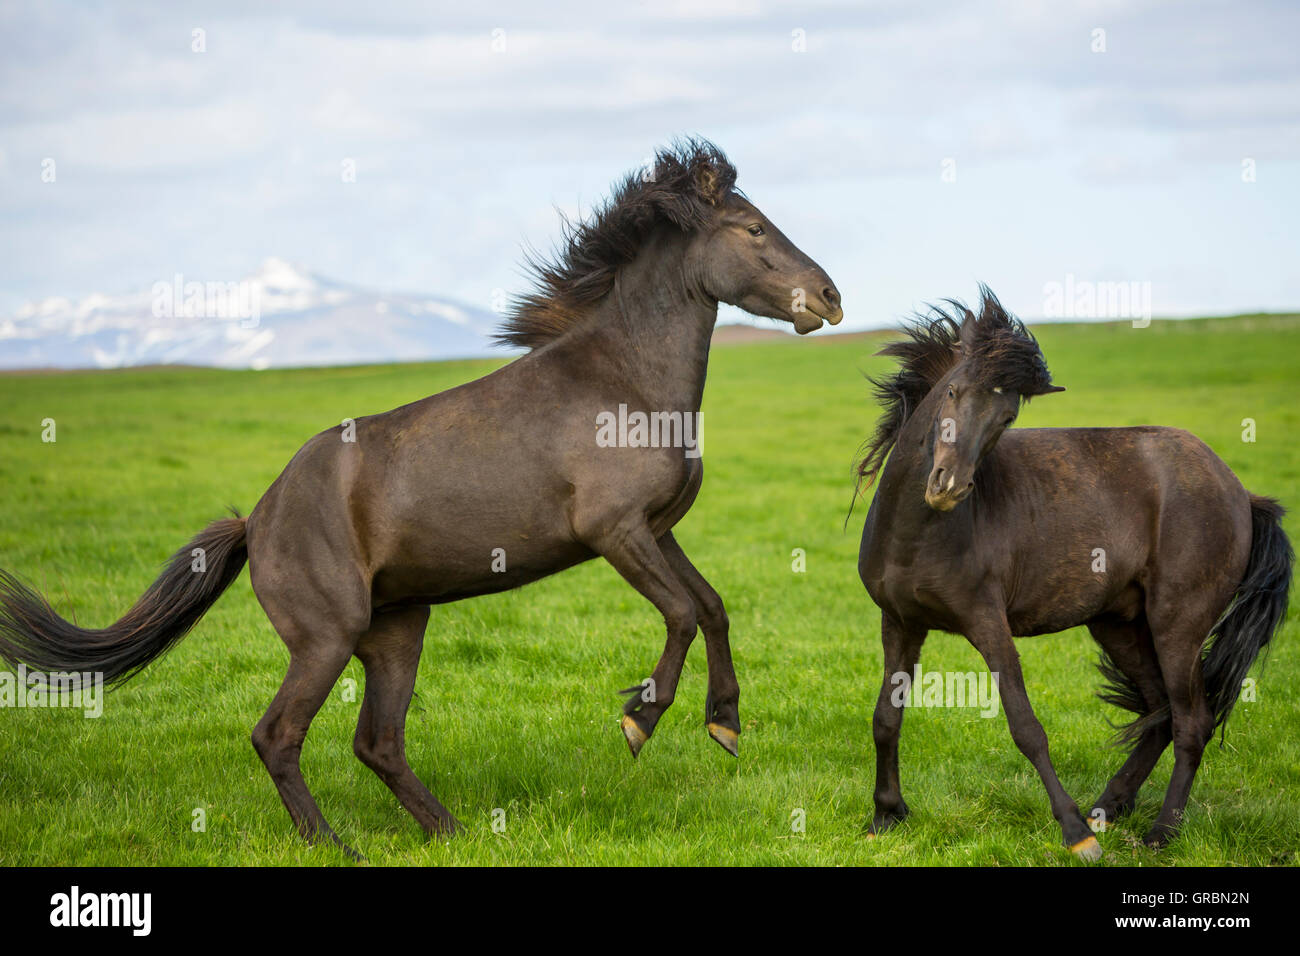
1,0,1297,334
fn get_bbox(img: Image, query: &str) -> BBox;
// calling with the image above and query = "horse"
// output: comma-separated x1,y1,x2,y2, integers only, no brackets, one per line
854,287,1292,860
0,139,844,856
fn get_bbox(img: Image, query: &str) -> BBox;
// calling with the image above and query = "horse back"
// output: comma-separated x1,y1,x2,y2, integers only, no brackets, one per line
991,426,1252,635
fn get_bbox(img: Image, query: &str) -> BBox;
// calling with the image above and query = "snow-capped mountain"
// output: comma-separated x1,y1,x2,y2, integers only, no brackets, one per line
0,259,502,370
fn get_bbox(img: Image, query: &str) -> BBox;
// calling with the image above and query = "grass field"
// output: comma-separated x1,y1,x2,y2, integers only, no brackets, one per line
0,314,1297,867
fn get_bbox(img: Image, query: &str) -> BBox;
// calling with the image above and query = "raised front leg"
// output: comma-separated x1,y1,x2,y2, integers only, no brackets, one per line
658,531,740,756
589,519,699,758
869,613,926,835
967,612,1101,860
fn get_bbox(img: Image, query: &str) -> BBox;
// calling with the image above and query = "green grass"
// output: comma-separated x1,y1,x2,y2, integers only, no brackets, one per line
0,314,1297,866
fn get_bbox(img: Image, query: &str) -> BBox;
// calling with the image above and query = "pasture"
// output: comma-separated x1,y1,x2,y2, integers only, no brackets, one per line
0,313,1296,866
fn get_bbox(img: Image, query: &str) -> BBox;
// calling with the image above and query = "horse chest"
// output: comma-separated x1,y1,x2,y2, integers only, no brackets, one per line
861,524,978,628
870,567,956,626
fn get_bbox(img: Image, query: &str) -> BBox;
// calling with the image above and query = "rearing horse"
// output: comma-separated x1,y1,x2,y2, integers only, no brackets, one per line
0,140,843,855
856,288,1291,860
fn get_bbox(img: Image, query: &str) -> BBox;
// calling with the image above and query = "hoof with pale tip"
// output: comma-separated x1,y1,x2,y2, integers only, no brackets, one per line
620,714,648,758
1070,835,1103,861
706,722,739,757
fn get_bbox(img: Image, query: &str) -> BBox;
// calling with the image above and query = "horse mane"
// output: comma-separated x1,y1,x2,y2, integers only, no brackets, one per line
853,285,1056,496
493,138,738,351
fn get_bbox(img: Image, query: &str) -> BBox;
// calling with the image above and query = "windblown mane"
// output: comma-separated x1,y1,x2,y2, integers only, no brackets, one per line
493,139,738,351
853,286,1056,496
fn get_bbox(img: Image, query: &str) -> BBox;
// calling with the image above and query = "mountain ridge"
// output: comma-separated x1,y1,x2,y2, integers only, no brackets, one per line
0,259,502,370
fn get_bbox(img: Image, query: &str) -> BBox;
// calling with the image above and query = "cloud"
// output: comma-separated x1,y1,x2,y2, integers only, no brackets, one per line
0,0,1297,322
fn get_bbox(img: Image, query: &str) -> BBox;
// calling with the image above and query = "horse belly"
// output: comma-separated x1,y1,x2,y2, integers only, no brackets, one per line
1005,552,1146,636
372,536,596,606
367,466,597,602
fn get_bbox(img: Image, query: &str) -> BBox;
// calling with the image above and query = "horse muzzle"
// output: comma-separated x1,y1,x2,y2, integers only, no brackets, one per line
924,467,973,512
792,283,843,334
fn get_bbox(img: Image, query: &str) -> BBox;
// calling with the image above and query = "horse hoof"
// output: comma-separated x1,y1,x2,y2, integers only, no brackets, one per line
706,722,739,757
1142,826,1173,849
620,715,648,758
430,815,461,839
327,837,366,863
867,808,908,837
1069,835,1103,862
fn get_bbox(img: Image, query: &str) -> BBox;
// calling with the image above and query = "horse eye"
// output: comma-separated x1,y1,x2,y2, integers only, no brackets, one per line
747,224,765,237
947,385,955,398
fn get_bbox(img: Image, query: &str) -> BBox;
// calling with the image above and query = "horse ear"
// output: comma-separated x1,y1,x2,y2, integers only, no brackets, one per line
694,163,723,205
958,312,978,350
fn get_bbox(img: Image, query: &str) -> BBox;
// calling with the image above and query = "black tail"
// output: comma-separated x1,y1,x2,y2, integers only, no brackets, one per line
0,516,247,686
1099,495,1293,746
1096,648,1153,748
1202,495,1293,735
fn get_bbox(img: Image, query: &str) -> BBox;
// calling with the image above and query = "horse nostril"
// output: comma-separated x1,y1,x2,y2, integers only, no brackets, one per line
823,287,840,308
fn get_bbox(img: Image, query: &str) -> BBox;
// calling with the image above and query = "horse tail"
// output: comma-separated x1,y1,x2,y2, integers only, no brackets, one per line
1201,495,1293,737
0,514,247,687
1096,649,1164,749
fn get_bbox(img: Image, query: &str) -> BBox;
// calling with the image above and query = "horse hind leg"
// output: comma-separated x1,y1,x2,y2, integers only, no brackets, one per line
1143,603,1218,848
352,605,460,836
250,566,371,858
252,639,362,857
1087,618,1171,830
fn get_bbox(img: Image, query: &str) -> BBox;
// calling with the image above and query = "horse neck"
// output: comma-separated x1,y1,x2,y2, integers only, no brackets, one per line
874,387,958,535
882,388,938,484
591,231,718,412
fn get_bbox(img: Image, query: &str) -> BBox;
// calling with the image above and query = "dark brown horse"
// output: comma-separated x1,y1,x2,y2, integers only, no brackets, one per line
855,288,1292,860
0,140,843,855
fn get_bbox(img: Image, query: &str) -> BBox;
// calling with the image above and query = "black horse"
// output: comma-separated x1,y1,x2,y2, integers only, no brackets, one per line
0,140,843,855
855,288,1292,859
